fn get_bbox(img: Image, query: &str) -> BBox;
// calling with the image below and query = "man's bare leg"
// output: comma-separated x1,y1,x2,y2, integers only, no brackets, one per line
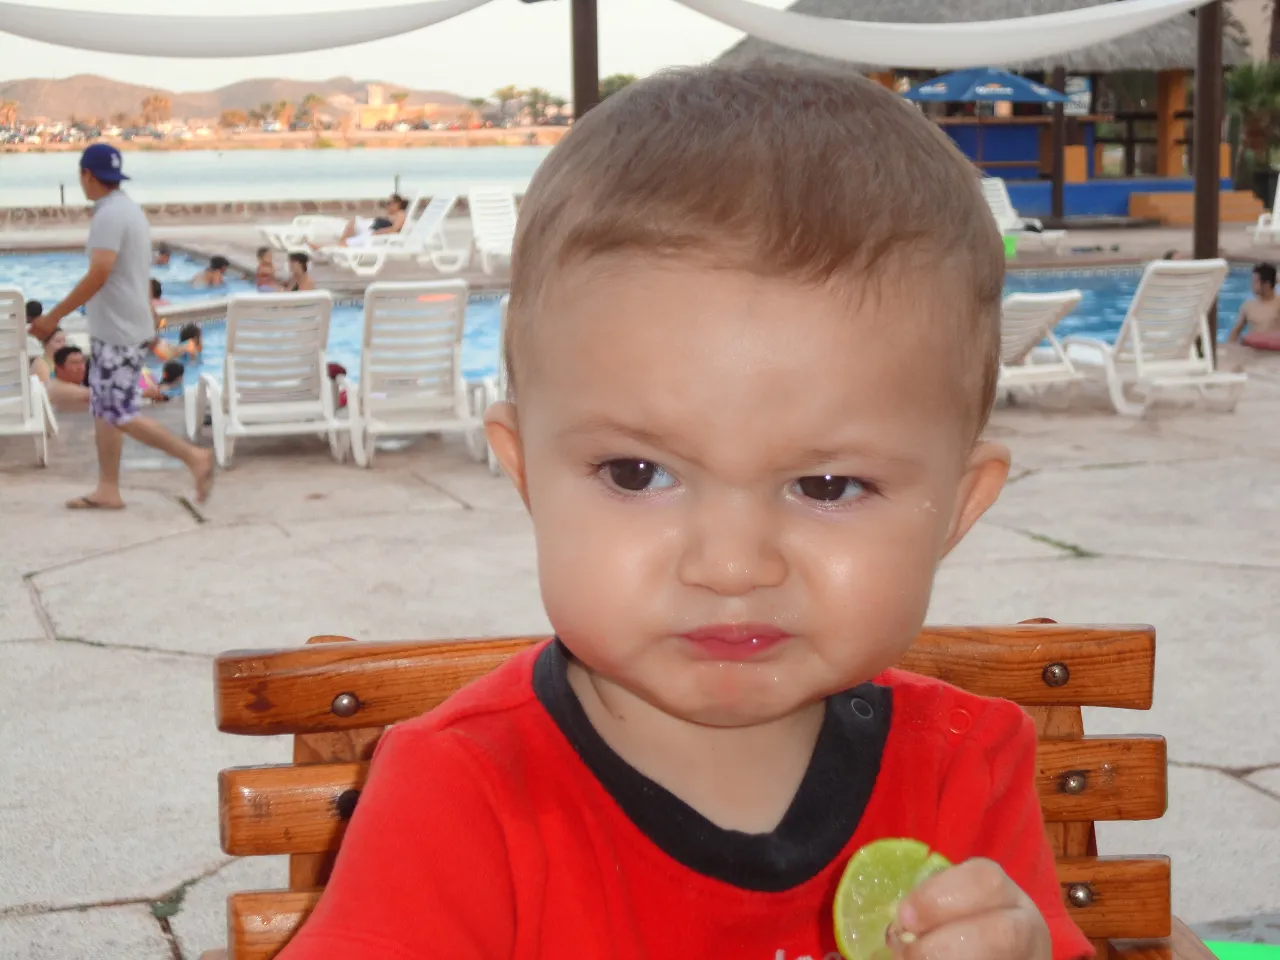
120,416,215,503
69,417,127,509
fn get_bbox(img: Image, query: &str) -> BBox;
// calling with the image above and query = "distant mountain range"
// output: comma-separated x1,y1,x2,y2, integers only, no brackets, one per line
0,74,468,122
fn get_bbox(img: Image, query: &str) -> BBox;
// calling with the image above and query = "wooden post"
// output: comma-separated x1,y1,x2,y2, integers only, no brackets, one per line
571,0,600,118
867,72,897,90
1194,0,1222,349
1156,70,1189,177
1051,66,1066,222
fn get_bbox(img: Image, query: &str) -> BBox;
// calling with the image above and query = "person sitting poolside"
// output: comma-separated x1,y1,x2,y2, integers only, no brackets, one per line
151,277,169,307
256,247,279,290
154,242,171,267
1228,262,1280,348
284,251,315,291
191,255,231,288
334,194,408,248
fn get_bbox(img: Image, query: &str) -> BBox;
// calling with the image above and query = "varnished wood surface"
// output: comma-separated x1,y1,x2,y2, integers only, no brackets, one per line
216,624,1157,735
218,737,1167,858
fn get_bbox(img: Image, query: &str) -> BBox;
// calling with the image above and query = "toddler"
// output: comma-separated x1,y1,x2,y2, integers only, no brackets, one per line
280,65,1089,960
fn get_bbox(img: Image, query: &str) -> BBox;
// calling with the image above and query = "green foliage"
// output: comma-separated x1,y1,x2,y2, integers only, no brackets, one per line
599,73,638,100
1226,61,1280,166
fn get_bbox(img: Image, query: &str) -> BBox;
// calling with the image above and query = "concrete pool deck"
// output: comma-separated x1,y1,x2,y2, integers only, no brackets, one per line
3,219,1280,956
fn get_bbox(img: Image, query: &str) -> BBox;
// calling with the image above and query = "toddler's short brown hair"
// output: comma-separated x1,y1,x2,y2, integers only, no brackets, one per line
508,63,1004,435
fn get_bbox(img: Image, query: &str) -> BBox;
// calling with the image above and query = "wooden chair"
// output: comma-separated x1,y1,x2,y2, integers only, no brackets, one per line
202,622,1216,960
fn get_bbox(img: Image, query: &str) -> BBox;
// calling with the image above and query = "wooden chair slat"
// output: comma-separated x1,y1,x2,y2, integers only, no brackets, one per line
224,855,1169,957
228,890,318,960
1036,736,1167,822
1057,856,1171,940
215,624,1155,735
218,736,1167,859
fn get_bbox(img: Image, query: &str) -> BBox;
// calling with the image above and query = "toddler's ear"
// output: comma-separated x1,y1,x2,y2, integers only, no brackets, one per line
484,402,530,508
941,441,1010,558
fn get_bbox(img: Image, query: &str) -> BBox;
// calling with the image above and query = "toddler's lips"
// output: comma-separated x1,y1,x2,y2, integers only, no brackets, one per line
680,623,791,660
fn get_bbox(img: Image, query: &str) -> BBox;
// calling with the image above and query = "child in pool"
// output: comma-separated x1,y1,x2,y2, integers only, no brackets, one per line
276,66,1090,960
256,247,280,290
140,361,185,402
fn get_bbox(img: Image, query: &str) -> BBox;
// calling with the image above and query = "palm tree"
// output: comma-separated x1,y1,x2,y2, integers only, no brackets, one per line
140,94,171,126
599,74,638,100
276,100,296,129
389,90,410,122
1226,62,1280,174
299,93,326,131
0,100,18,127
492,85,522,120
524,87,552,120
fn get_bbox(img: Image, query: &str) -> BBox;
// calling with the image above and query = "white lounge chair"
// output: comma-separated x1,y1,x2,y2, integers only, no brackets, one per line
348,280,487,467
260,214,351,253
293,194,429,260
481,294,509,476
1064,258,1246,417
184,291,349,466
0,286,55,466
1248,178,1280,245
467,187,518,275
325,195,470,279
981,177,1067,253
998,290,1085,397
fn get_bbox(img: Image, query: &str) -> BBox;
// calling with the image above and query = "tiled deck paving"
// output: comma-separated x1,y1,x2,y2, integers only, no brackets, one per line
2,220,1279,956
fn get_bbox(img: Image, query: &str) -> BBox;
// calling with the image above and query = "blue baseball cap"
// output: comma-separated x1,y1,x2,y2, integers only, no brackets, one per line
79,143,129,183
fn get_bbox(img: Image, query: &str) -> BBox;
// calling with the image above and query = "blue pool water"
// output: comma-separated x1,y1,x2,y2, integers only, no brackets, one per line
2,251,504,382
1003,266,1249,343
4,253,1250,382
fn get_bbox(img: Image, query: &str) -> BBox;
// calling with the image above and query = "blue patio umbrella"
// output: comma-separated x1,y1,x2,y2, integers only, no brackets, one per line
903,67,1070,164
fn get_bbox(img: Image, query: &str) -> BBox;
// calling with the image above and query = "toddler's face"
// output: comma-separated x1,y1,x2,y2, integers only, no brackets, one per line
489,260,1007,727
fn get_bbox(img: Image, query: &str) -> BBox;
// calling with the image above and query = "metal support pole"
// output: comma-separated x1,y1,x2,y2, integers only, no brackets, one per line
1051,66,1066,223
1194,0,1223,348
571,0,600,119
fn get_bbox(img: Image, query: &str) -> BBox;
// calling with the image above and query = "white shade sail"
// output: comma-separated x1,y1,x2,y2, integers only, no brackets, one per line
0,0,1211,62
672,0,1212,69
0,0,493,57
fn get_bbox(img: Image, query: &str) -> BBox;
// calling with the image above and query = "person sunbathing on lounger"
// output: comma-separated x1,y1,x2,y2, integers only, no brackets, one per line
334,194,408,247
1228,262,1280,347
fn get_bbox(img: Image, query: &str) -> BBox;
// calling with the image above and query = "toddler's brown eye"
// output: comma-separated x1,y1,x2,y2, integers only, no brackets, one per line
604,459,674,492
796,475,862,502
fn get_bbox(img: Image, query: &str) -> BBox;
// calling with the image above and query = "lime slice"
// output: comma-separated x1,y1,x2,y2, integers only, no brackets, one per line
833,838,951,960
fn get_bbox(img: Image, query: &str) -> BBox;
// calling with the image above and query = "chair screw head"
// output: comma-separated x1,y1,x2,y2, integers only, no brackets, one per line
1042,662,1070,687
1062,772,1088,795
1066,883,1094,908
330,692,360,717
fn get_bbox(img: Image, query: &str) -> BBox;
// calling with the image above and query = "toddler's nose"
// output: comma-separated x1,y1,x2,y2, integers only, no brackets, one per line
676,496,786,597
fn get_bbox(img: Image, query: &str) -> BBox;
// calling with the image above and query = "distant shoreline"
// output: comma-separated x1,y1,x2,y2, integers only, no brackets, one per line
1,127,569,154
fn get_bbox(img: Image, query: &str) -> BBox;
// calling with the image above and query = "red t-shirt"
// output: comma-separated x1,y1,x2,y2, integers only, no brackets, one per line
281,641,1092,960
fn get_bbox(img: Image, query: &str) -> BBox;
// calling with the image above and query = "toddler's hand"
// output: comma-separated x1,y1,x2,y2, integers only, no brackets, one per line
894,858,1051,960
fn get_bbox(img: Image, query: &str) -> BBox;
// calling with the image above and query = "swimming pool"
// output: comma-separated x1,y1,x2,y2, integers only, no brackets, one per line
1004,265,1249,342
3,250,504,382
4,253,1251,383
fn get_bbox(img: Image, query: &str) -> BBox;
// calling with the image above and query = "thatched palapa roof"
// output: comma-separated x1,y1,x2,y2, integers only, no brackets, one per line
717,0,1247,75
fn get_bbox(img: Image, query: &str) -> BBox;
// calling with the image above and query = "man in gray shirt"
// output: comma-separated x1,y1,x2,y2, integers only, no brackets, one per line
29,145,213,509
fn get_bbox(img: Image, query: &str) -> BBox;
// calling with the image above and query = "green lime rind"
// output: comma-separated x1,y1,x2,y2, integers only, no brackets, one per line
833,838,951,960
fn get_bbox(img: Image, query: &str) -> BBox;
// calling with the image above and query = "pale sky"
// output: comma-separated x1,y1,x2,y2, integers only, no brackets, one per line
0,0,792,99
